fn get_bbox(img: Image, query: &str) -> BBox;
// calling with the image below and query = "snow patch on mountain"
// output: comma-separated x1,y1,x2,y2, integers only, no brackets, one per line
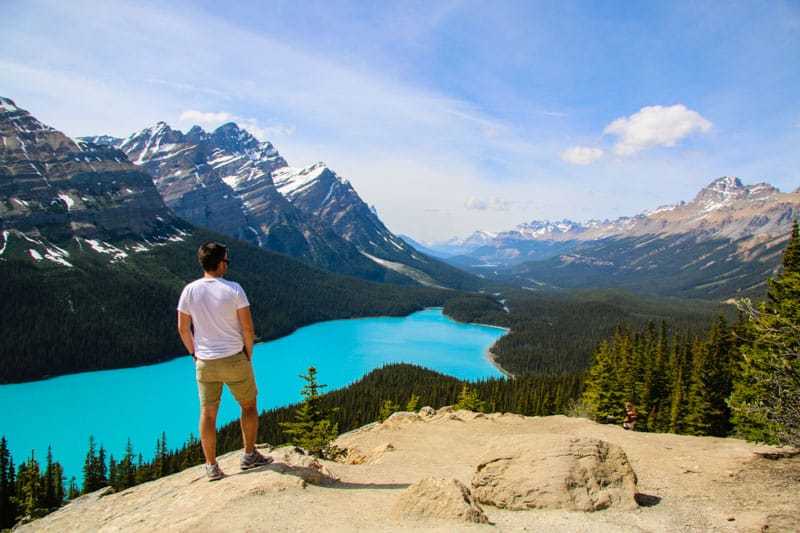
0,97,19,113
273,162,331,199
57,193,75,211
361,251,447,289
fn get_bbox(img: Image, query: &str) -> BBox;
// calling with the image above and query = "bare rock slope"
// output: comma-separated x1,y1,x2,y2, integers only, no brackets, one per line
20,411,799,532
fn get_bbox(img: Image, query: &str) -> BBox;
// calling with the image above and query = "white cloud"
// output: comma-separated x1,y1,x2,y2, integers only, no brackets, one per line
179,110,235,123
465,196,511,211
604,104,712,156
178,110,294,140
560,146,604,165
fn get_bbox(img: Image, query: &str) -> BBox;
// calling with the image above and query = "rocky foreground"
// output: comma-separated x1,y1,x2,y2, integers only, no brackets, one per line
19,409,799,532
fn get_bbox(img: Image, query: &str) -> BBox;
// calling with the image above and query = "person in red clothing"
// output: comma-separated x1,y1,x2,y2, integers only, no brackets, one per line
623,402,638,431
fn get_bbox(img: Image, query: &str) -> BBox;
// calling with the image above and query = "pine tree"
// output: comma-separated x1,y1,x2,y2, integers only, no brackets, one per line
108,455,118,492
96,446,108,488
684,317,734,436
781,219,800,273
51,463,64,508
454,383,488,412
378,399,401,421
66,477,79,500
582,340,625,423
730,221,800,446
648,322,672,432
120,439,136,490
0,436,18,529
82,436,98,494
405,393,420,412
154,433,168,478
15,452,42,520
41,446,60,511
280,367,340,458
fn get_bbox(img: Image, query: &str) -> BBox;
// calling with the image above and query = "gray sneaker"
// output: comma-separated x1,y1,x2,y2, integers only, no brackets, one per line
240,449,274,470
205,462,225,481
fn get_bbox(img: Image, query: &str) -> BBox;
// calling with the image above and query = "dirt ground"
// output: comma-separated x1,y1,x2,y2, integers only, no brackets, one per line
18,411,799,533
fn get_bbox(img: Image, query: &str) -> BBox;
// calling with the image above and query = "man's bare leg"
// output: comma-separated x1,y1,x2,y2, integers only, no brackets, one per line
200,402,220,464
240,400,258,454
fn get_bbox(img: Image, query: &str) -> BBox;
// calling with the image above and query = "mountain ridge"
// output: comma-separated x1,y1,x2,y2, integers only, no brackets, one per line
88,121,480,289
425,176,798,298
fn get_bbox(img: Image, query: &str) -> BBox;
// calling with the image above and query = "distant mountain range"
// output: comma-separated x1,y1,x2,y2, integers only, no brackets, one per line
0,97,453,382
80,124,478,290
424,176,799,298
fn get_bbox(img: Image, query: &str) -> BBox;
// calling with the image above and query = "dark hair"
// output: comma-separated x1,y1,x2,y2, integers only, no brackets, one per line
198,241,227,272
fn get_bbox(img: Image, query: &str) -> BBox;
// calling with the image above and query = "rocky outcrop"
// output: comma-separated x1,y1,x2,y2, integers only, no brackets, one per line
340,442,395,465
471,435,639,512
266,445,339,486
17,413,799,532
391,477,489,524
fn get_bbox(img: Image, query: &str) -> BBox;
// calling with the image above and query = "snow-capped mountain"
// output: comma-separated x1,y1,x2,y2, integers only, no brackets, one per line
0,97,189,267
440,176,799,298
271,162,478,289
440,177,793,255
107,122,401,282
99,122,478,289
273,162,412,259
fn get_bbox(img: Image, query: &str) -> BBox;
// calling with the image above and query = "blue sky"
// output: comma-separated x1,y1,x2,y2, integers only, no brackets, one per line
2,0,799,241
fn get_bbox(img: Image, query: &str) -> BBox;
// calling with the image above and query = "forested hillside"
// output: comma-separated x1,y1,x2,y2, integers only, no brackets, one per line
581,221,800,445
0,229,451,384
444,289,730,376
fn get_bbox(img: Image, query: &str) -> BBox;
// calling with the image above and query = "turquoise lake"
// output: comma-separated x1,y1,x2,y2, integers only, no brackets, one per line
0,308,506,482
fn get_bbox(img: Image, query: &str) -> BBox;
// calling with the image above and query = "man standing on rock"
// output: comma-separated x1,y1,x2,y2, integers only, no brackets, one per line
177,241,272,481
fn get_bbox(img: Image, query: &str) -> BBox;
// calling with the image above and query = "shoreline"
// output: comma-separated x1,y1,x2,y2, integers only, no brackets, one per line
434,308,515,379
485,347,515,379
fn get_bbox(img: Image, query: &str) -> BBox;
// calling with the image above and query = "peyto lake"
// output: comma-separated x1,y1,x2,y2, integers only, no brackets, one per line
1,308,506,482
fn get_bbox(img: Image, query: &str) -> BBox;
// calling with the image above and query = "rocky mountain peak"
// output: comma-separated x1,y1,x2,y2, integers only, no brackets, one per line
210,122,259,152
692,176,779,211
692,176,745,208
0,98,183,256
0,96,20,113
517,219,582,232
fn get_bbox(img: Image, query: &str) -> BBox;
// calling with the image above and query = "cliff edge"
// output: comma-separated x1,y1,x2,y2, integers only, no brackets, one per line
17,410,798,532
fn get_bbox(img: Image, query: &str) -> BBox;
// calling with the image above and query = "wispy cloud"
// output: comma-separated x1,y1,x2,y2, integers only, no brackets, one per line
178,110,294,140
145,78,230,99
465,196,512,211
560,146,604,165
604,105,712,156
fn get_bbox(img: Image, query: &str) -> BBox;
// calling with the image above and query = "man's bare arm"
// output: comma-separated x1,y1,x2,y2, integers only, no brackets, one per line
177,311,195,357
237,306,255,360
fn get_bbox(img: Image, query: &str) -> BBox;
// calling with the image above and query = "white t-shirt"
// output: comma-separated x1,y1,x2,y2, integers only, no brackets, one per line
177,277,250,360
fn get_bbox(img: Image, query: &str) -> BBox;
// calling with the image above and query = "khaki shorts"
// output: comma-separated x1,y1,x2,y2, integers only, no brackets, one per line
195,351,257,406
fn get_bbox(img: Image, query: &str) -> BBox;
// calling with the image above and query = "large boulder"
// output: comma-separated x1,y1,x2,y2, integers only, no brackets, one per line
340,442,395,465
471,435,638,512
391,478,489,524
266,446,339,485
382,411,421,429
419,406,436,417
